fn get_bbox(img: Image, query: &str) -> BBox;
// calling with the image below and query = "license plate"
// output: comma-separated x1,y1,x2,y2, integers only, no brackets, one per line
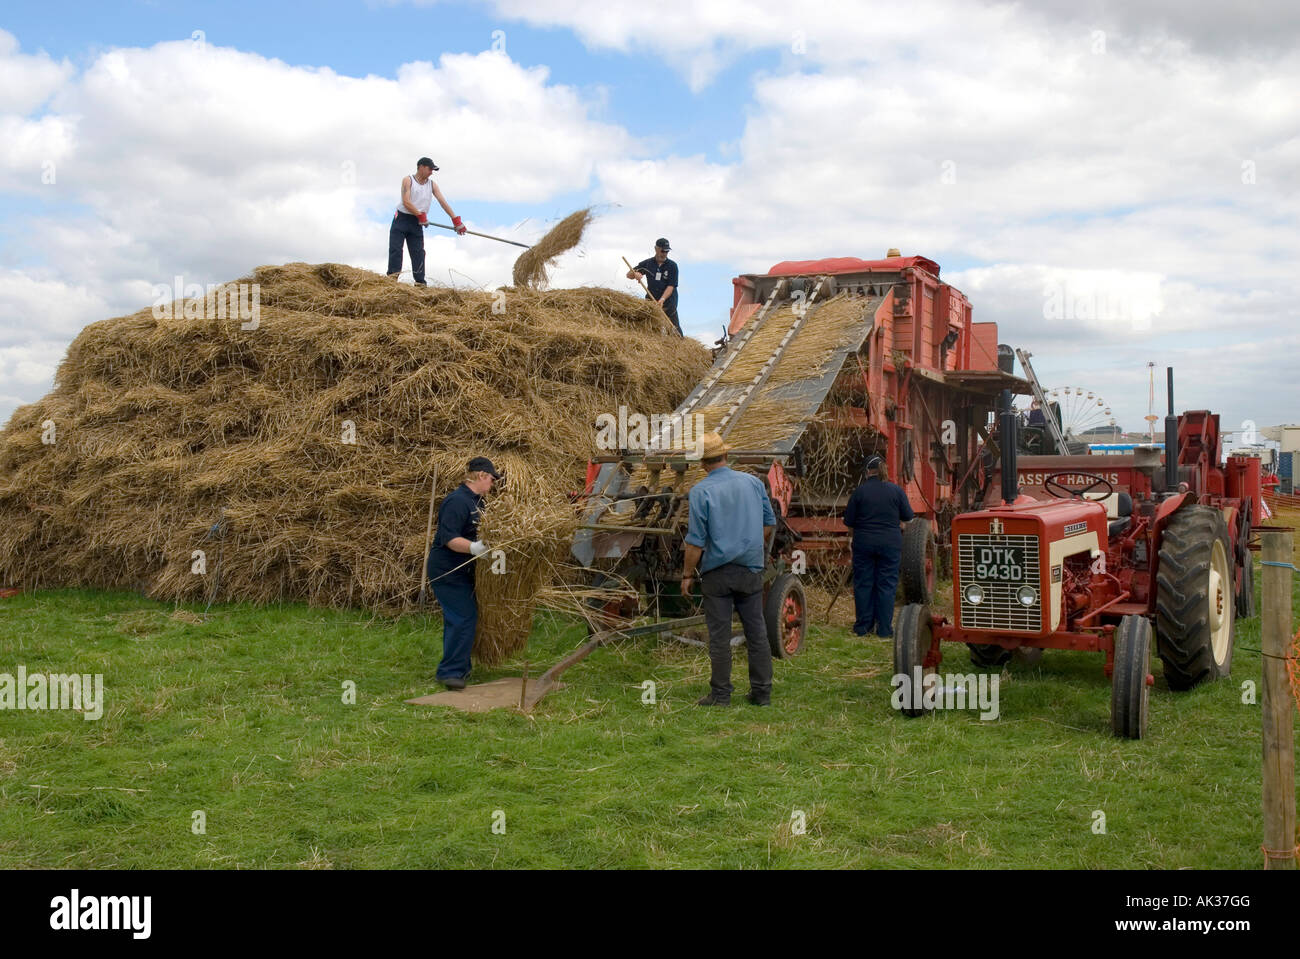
971,545,1027,582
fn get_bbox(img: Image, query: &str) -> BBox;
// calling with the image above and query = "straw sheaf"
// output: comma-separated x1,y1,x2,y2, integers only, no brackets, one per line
0,261,710,664
511,208,593,290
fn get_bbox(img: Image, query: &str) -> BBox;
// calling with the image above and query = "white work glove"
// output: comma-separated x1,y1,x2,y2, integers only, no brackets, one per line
469,540,489,557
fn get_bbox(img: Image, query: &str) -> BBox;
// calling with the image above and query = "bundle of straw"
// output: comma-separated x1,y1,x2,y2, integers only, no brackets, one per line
511,208,594,289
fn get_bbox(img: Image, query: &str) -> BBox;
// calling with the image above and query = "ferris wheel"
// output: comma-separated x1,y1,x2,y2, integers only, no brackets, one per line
1045,387,1119,441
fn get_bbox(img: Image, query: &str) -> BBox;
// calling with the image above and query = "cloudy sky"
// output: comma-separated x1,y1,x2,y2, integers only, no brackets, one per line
1,0,1297,434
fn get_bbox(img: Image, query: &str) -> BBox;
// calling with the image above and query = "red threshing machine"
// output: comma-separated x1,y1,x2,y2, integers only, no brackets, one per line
893,370,1265,738
569,252,1026,659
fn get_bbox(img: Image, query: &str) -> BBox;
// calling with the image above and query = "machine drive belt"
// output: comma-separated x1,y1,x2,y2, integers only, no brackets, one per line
718,277,829,439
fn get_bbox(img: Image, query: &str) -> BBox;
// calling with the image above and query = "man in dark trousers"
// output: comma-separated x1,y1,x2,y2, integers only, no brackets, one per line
425,456,500,688
680,432,777,706
843,454,914,638
388,157,466,287
626,237,682,336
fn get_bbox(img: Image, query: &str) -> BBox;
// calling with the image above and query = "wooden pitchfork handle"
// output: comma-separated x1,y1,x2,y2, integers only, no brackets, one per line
417,465,440,606
423,221,531,249
622,256,653,298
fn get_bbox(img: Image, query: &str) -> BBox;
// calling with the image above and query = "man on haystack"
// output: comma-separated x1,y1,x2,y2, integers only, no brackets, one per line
626,238,682,336
426,457,500,689
388,157,466,287
680,432,776,706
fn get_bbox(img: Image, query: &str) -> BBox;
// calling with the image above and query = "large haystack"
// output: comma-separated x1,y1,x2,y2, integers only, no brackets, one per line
0,263,709,663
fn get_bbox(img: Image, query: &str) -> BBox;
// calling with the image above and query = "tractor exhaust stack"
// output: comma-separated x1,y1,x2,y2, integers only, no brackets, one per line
1165,367,1179,491
1000,388,1019,505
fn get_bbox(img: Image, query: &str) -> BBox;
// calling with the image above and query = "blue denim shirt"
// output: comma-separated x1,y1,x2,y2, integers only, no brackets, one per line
685,466,776,573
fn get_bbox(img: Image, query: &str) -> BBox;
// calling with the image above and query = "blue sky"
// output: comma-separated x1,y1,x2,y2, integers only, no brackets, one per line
1,0,1298,431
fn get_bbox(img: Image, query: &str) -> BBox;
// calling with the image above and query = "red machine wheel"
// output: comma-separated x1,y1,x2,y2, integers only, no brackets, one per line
765,573,806,659
584,571,638,635
1236,550,1256,619
1111,615,1151,739
900,518,936,605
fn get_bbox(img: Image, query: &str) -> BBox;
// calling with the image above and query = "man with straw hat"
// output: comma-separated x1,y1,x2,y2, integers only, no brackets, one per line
626,238,682,336
388,156,466,287
680,432,777,705
843,453,913,638
426,456,500,688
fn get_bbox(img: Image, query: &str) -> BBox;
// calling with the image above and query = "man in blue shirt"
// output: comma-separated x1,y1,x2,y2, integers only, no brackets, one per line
626,237,682,336
681,433,777,705
843,454,914,637
426,456,500,688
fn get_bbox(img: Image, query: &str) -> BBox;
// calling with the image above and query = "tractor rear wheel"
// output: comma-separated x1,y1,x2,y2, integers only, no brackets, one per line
1155,506,1235,691
765,572,806,659
1111,615,1151,739
968,643,1012,669
900,518,936,605
893,603,935,717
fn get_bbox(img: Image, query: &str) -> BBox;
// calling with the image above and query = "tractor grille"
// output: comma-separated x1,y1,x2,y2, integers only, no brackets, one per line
957,533,1042,632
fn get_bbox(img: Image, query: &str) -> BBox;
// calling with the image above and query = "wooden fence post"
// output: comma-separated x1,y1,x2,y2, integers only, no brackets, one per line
1261,531,1296,870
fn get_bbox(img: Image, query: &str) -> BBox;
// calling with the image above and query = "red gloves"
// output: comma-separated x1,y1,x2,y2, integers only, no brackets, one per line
417,212,428,225
452,215,467,235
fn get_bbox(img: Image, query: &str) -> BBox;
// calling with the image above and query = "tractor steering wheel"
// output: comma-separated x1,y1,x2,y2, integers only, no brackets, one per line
1042,471,1114,501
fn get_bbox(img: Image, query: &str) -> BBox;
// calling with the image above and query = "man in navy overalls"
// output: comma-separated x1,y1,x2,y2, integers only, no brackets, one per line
426,457,499,688
626,238,682,336
843,455,914,637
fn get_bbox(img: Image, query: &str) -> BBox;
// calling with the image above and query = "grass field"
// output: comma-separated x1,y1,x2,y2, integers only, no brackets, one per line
0,555,1296,869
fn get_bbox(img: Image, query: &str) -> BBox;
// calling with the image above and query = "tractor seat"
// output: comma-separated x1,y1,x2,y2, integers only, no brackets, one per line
1107,491,1133,538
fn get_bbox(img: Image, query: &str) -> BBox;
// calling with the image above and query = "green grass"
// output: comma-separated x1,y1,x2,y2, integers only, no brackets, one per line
0,565,1295,869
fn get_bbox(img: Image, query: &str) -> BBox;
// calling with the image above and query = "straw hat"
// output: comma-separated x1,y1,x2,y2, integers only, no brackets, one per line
697,432,731,460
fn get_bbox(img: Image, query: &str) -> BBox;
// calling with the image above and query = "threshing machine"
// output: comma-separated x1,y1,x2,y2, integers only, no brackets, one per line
571,253,1027,657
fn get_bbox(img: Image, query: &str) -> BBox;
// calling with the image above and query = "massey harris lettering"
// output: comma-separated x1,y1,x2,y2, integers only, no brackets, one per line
1019,471,1120,487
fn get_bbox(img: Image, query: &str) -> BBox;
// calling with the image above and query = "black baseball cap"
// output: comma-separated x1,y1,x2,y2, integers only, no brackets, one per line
865,455,883,472
417,156,440,171
655,237,670,251
468,456,500,479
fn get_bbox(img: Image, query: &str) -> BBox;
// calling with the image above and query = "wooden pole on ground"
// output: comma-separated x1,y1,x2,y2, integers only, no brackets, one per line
417,465,440,607
1261,531,1296,870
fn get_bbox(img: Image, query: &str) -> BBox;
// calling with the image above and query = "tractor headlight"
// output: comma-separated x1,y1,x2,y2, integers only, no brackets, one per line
1016,585,1038,607
964,583,985,606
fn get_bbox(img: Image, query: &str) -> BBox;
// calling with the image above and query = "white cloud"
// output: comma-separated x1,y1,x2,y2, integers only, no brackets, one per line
2,5,1299,433
0,29,73,115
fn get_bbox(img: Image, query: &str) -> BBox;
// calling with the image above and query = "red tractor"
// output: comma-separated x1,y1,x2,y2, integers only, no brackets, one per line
893,370,1260,738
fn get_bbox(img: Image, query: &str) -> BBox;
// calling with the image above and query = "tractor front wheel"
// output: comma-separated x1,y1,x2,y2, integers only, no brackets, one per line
765,572,806,659
1111,615,1151,739
893,603,935,717
1155,505,1235,690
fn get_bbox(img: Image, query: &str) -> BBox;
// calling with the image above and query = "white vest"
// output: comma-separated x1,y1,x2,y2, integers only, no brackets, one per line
399,175,433,216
